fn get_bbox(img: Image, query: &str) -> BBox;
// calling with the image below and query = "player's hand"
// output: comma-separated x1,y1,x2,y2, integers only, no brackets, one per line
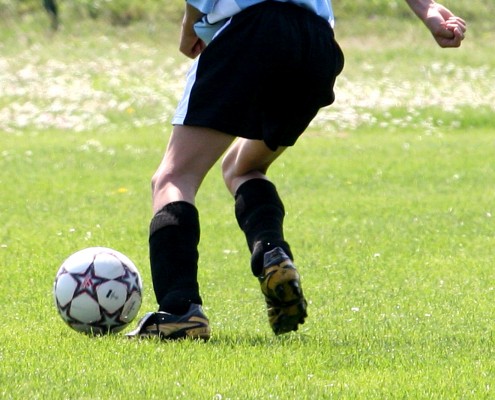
423,3,466,48
179,25,206,59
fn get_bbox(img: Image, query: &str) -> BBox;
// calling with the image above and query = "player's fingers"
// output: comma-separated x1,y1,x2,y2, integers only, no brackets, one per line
446,17,467,32
435,27,464,48
445,24,465,39
443,17,466,42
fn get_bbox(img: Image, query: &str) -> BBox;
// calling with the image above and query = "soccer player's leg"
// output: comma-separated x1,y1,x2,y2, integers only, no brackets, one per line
222,139,307,334
128,125,233,340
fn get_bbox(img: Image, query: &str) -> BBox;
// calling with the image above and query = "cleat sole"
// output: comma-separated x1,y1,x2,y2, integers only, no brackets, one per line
259,248,308,335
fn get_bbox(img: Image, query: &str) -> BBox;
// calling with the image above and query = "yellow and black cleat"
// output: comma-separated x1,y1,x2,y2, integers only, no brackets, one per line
126,303,211,341
258,247,308,335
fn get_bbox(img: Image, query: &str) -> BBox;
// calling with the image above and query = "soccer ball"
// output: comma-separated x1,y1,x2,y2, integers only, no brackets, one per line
53,247,143,335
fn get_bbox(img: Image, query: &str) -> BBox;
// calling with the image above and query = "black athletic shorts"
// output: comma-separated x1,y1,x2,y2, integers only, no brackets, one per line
172,1,345,150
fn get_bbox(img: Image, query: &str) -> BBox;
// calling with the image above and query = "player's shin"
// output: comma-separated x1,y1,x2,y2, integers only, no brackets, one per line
149,201,202,315
234,178,293,276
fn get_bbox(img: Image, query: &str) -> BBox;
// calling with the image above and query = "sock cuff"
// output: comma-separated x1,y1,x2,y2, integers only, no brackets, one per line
234,178,278,201
234,179,284,222
150,201,199,237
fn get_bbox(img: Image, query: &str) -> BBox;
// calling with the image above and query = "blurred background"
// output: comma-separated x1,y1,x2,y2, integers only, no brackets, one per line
0,0,491,32
0,0,493,136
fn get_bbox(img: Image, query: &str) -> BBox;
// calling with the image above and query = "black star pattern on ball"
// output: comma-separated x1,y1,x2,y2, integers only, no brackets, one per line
116,265,140,293
56,301,78,325
94,311,126,333
71,263,107,300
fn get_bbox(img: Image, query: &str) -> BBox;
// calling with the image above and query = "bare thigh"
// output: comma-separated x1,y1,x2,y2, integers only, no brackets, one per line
152,125,234,213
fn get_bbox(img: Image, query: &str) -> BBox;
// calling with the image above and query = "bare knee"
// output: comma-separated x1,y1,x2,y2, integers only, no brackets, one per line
151,167,173,199
151,169,163,197
151,167,199,212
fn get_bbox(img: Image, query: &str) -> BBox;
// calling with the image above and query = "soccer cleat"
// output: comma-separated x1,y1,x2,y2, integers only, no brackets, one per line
258,247,308,335
126,303,211,341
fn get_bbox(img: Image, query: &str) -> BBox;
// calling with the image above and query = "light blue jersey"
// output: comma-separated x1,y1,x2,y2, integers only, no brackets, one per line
188,0,334,43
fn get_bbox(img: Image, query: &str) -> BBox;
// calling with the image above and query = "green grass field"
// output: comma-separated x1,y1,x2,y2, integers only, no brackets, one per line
1,4,495,399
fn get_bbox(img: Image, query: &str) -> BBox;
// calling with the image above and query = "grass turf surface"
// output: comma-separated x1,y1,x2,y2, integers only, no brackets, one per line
2,127,494,398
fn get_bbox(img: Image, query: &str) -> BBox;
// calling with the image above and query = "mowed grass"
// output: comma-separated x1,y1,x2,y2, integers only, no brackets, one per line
2,127,495,398
1,12,495,400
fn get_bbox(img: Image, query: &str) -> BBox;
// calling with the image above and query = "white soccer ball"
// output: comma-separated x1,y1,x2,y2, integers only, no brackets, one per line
53,247,143,335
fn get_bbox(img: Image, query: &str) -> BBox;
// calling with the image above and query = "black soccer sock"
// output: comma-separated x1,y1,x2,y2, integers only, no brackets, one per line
149,201,202,315
234,179,293,276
